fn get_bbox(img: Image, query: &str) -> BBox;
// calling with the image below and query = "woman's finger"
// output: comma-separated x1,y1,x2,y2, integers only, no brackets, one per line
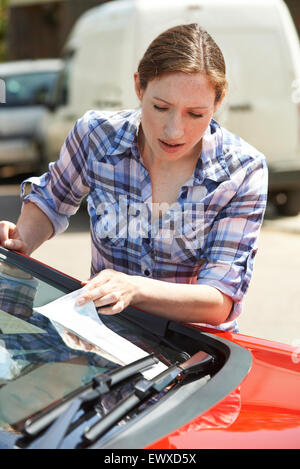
98,299,125,315
77,283,111,306
94,291,121,308
3,238,28,253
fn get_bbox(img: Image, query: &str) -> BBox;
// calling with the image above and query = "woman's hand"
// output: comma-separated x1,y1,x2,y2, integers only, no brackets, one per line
76,269,140,315
0,203,54,256
0,221,29,254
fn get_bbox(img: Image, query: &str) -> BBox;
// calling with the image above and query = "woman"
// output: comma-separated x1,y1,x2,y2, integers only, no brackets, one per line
0,24,268,332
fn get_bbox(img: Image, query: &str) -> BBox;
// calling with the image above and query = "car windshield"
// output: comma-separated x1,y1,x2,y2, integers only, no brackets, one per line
1,71,59,107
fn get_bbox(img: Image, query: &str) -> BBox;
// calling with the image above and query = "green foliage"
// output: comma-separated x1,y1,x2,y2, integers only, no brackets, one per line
0,0,8,62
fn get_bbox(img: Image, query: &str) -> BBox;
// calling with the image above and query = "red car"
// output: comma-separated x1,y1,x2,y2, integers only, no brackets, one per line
0,245,299,450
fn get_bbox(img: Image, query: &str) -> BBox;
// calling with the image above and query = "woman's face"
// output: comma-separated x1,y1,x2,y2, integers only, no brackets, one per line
134,71,224,165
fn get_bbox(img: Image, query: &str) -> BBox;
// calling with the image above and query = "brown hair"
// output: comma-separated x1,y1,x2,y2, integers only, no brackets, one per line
137,23,227,102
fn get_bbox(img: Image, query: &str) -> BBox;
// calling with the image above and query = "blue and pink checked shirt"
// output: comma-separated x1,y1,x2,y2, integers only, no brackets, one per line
21,109,268,332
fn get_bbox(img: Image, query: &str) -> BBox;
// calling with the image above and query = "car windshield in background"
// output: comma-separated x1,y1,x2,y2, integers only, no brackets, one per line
2,71,58,107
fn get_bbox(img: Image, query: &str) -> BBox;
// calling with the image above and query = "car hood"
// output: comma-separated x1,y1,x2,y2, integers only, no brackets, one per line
146,330,300,449
0,106,46,137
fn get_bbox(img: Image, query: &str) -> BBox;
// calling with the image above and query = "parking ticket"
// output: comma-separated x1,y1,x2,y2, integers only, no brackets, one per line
33,287,166,379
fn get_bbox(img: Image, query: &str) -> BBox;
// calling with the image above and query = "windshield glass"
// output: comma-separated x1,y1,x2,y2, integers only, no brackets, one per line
1,71,59,107
0,253,184,434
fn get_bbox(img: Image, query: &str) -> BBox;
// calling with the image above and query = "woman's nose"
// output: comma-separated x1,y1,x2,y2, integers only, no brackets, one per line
164,113,184,140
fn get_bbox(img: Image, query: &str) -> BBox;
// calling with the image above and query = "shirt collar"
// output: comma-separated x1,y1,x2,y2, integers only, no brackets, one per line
104,109,141,160
192,119,231,186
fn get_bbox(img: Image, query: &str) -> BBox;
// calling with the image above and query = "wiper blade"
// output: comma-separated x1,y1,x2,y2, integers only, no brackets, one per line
82,364,183,446
23,351,214,449
82,352,214,447
22,353,159,448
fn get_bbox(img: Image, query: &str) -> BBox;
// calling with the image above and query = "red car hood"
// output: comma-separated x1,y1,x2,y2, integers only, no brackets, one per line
146,328,300,449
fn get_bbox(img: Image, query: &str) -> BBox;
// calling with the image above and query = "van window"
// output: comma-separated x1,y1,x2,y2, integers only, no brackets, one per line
2,71,59,107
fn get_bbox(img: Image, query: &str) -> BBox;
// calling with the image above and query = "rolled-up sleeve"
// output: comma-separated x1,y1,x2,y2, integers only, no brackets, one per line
21,113,91,236
197,154,268,323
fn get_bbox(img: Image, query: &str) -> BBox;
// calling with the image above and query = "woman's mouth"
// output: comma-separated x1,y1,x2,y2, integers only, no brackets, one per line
158,139,185,153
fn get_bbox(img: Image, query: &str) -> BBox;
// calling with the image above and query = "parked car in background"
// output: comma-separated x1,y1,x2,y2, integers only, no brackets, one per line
0,246,299,450
0,59,62,178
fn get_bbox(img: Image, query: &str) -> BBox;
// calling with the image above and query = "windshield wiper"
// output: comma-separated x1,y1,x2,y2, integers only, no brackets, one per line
82,352,213,447
21,353,159,449
24,351,214,449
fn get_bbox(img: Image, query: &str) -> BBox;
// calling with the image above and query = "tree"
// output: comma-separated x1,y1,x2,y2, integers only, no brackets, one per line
0,0,8,62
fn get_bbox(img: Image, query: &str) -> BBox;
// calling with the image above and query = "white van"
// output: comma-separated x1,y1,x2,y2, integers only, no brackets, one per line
44,0,300,215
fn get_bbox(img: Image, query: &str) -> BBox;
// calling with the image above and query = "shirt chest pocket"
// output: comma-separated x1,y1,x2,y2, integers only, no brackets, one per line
152,204,205,265
92,189,128,247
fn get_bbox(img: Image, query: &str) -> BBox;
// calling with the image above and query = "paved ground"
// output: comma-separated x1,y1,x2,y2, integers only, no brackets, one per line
1,183,300,347
240,227,300,345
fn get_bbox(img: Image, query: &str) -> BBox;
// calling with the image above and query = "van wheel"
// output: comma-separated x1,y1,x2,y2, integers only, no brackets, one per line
275,190,300,217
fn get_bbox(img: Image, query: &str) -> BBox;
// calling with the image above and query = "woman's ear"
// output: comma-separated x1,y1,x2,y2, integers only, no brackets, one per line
134,72,143,101
214,89,226,113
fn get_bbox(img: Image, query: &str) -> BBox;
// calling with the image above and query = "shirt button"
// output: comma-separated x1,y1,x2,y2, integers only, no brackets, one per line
144,269,151,276
180,189,188,199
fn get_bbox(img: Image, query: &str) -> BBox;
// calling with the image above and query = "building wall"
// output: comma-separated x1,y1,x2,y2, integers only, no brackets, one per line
7,0,109,60
285,0,300,37
8,2,61,59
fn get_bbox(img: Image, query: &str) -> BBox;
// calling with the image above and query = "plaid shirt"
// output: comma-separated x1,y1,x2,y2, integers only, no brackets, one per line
21,109,268,332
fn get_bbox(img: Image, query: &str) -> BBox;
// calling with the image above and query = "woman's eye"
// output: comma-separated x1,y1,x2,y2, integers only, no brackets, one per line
189,112,203,118
154,104,168,112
